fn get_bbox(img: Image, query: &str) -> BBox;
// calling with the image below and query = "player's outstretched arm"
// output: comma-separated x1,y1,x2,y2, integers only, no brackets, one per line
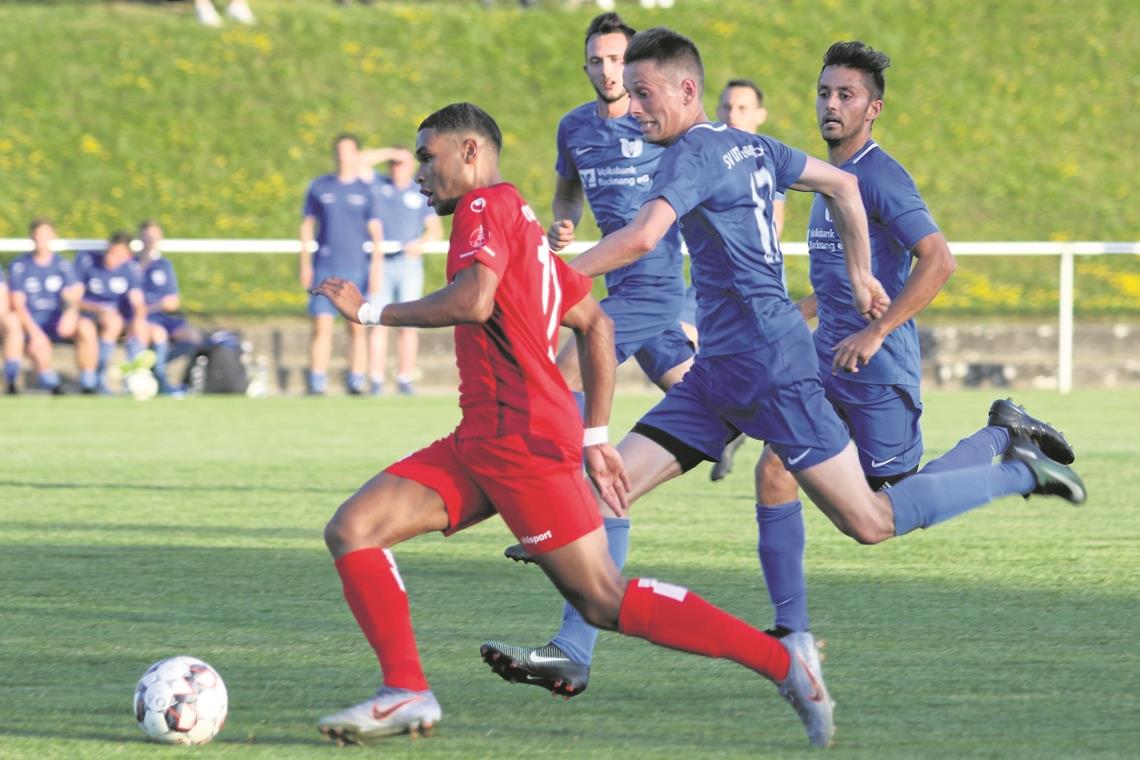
570,198,677,278
830,232,956,373
312,265,499,329
562,294,630,514
791,157,888,321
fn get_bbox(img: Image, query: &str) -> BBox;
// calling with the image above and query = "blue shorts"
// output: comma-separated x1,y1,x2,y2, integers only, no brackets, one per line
309,271,368,317
636,320,850,472
370,253,424,309
615,324,694,384
36,312,69,343
823,374,923,477
147,312,189,336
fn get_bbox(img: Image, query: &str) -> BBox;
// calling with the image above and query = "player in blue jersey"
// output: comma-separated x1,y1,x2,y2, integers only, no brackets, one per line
301,133,383,395
750,40,1078,644
136,220,202,394
1,264,25,394
76,231,149,393
696,77,788,481
360,147,442,395
6,219,96,393
495,12,697,681
481,30,1084,739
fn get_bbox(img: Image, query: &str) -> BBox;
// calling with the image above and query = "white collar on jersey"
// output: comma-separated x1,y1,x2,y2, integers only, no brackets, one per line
849,140,880,165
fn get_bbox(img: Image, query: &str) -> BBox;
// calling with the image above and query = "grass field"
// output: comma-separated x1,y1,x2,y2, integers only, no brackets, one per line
1,390,1137,758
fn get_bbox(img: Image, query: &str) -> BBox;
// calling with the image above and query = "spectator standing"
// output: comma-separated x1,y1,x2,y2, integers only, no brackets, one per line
300,134,383,395
361,147,442,395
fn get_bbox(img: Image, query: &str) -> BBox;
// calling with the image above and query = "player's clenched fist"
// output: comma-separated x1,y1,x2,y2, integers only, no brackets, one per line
311,277,367,323
547,219,576,253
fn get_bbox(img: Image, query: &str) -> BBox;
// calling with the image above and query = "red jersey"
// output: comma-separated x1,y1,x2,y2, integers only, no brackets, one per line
446,183,593,445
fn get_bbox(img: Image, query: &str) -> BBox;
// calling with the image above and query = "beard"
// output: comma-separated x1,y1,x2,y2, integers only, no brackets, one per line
592,82,628,105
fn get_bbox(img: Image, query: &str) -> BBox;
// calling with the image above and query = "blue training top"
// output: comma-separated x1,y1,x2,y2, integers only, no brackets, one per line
557,103,684,336
369,176,435,255
7,253,78,324
807,140,940,386
648,122,807,356
302,174,379,276
75,251,144,318
139,256,180,308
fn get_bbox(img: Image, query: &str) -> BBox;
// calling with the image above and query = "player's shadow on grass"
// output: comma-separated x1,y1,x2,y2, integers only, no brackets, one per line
0,479,345,495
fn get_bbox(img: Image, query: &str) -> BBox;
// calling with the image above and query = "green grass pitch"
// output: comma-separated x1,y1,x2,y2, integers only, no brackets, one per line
1,390,1137,758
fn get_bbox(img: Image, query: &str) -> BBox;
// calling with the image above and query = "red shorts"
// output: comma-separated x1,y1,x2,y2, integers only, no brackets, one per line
385,431,602,555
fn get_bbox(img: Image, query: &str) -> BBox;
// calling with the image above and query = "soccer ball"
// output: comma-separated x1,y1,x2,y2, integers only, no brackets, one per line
125,369,159,401
133,656,228,745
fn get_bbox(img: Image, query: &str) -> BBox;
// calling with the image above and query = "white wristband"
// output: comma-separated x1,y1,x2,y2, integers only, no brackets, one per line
357,302,382,325
582,425,608,447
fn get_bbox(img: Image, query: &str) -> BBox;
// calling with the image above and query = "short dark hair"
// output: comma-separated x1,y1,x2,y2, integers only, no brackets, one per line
821,41,890,100
332,132,360,150
584,12,636,56
624,27,703,91
107,231,133,249
723,78,764,105
137,219,161,232
418,103,503,153
28,217,53,235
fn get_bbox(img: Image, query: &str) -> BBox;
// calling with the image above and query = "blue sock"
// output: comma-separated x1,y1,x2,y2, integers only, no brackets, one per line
4,359,19,384
757,500,809,632
347,372,364,393
80,370,97,390
889,462,1036,535
125,336,143,361
572,390,586,419
920,426,1011,475
38,370,61,390
152,342,171,392
97,340,115,374
551,516,630,665
309,371,327,394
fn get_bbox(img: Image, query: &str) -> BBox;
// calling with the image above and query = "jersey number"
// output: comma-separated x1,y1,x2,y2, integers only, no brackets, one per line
750,168,781,264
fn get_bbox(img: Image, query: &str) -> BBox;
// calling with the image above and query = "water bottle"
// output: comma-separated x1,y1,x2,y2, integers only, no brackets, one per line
189,355,208,394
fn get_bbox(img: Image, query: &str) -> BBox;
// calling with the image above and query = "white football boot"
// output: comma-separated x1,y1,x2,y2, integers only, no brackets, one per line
318,686,441,746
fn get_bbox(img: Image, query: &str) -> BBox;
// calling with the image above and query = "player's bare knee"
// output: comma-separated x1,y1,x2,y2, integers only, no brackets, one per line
755,449,797,505
842,505,894,545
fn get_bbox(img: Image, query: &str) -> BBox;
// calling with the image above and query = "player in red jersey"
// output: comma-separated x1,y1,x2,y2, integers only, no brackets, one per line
310,103,835,748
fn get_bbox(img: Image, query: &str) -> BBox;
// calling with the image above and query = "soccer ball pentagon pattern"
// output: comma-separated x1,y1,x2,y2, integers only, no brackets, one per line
133,656,228,745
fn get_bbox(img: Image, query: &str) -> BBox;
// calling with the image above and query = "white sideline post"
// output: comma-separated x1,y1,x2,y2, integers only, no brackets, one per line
1058,245,1075,395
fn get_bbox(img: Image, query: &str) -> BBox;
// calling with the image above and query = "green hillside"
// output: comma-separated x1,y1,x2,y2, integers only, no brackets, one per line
0,0,1136,316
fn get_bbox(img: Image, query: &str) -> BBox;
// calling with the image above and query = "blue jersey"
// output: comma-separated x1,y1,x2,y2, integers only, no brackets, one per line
556,103,685,310
7,252,78,324
369,176,435,254
139,256,180,308
75,251,144,317
302,174,378,276
649,123,807,356
807,140,940,386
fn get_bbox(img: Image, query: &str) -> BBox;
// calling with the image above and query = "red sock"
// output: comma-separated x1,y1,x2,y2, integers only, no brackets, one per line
618,577,790,682
334,548,429,691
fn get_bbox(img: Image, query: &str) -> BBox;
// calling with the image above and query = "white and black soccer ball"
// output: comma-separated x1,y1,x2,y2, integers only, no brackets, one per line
133,656,228,745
